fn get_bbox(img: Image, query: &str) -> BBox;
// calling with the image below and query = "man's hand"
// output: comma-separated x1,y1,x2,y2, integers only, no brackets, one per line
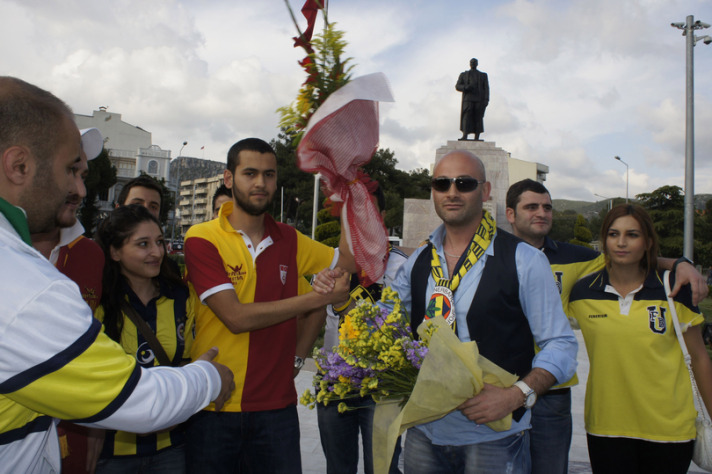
670,262,709,305
457,384,522,424
327,271,351,306
312,267,348,295
196,347,235,411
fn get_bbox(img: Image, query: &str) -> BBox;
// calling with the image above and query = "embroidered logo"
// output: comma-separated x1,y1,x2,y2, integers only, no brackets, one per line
136,342,155,366
280,265,288,285
648,305,667,334
227,263,246,284
554,271,563,295
588,314,607,319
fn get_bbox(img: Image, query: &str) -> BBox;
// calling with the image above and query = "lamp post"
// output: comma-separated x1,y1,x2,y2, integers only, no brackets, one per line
614,156,629,203
594,193,612,211
171,141,187,241
671,15,711,259
311,173,320,239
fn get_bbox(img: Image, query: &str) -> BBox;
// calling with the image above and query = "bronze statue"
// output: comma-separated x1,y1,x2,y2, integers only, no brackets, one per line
456,58,489,141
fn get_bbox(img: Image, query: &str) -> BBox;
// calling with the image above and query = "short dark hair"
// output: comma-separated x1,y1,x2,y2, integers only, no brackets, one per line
226,138,275,174
506,179,551,211
600,204,658,274
0,76,74,168
212,184,232,210
117,175,164,209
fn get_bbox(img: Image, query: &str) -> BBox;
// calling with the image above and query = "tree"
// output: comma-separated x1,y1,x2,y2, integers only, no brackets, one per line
78,149,116,235
570,214,593,248
637,186,684,260
549,210,577,243
270,131,319,234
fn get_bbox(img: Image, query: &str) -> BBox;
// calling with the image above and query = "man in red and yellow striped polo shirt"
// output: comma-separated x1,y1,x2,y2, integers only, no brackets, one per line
184,138,354,473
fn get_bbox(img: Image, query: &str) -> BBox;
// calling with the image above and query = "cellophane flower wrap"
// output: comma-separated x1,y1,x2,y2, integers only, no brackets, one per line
300,288,519,474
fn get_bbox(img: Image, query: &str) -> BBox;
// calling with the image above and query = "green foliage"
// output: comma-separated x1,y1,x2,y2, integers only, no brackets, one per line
315,220,339,242
277,19,354,145
549,210,576,243
570,214,593,248
269,132,319,234
79,149,116,235
321,235,340,248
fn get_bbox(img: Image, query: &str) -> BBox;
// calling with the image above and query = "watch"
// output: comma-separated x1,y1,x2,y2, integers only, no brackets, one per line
514,381,537,409
672,256,694,273
294,355,305,370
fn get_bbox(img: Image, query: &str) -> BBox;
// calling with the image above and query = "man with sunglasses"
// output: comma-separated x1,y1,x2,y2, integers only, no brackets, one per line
505,178,709,474
387,150,578,473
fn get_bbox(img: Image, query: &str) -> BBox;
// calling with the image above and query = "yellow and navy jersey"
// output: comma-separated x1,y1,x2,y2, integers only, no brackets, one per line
94,280,194,457
95,281,194,368
541,237,603,309
184,202,335,412
569,269,703,442
535,238,602,389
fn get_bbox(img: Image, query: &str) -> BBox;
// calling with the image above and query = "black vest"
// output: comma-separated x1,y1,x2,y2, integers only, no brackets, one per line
410,229,533,421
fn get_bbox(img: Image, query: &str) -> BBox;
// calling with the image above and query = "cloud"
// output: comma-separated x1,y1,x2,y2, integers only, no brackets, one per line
2,0,711,199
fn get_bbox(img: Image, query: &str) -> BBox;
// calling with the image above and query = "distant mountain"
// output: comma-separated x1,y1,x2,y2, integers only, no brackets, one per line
169,156,226,187
553,194,712,216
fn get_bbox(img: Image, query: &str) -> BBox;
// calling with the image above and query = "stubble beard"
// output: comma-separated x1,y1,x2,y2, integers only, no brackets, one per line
233,188,273,217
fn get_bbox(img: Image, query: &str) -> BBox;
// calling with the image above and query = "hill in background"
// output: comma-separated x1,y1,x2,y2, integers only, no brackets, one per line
553,194,712,217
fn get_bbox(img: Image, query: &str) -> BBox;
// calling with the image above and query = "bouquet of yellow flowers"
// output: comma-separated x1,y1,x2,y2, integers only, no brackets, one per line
301,288,520,474
300,287,429,412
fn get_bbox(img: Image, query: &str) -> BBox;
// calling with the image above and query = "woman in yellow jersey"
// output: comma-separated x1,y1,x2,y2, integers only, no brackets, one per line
92,204,194,473
568,204,712,473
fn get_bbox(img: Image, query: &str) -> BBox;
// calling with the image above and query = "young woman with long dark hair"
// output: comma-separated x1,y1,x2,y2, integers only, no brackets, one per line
92,204,193,473
569,204,712,473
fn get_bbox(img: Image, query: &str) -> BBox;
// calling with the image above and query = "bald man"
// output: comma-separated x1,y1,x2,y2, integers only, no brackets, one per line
386,150,577,473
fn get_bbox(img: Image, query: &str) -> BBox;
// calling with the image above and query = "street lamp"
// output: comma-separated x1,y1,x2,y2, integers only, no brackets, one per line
614,156,629,203
671,15,711,259
171,141,188,241
594,193,612,211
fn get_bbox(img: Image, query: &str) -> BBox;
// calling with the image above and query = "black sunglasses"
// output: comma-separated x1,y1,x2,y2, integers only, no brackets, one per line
430,177,484,193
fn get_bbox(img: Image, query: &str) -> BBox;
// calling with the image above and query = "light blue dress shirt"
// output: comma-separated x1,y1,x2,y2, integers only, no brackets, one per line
389,225,578,446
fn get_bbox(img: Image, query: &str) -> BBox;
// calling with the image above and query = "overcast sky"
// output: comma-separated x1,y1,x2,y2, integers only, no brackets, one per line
3,0,711,202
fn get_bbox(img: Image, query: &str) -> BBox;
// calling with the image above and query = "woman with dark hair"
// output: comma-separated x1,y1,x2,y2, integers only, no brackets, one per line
569,204,712,473
92,204,193,473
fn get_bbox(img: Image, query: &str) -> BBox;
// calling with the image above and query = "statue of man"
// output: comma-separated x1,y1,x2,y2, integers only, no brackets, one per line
456,58,490,141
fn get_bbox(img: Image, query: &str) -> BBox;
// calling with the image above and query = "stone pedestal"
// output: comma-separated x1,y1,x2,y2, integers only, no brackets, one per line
402,140,512,249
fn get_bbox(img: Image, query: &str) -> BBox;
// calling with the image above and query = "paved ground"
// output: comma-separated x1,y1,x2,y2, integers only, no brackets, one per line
295,330,705,473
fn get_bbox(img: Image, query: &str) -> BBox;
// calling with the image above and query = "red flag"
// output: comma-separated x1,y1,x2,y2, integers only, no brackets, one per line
293,0,323,48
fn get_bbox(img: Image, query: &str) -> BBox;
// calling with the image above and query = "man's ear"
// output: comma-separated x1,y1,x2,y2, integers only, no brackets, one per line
223,169,233,188
505,207,516,224
1,146,33,185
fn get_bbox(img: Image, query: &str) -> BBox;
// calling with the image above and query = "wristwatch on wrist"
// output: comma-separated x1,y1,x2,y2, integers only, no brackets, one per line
672,256,694,273
294,355,305,370
514,381,537,409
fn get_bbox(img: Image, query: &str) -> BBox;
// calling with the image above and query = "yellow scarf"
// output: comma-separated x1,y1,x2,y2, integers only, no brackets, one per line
424,211,496,330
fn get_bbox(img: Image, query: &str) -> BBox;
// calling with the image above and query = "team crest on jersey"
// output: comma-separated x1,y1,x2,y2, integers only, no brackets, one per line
648,305,667,334
136,342,155,366
280,265,288,285
554,271,563,295
226,263,246,284
177,322,185,342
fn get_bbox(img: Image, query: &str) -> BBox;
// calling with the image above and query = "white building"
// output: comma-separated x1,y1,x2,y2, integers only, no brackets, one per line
74,107,172,210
